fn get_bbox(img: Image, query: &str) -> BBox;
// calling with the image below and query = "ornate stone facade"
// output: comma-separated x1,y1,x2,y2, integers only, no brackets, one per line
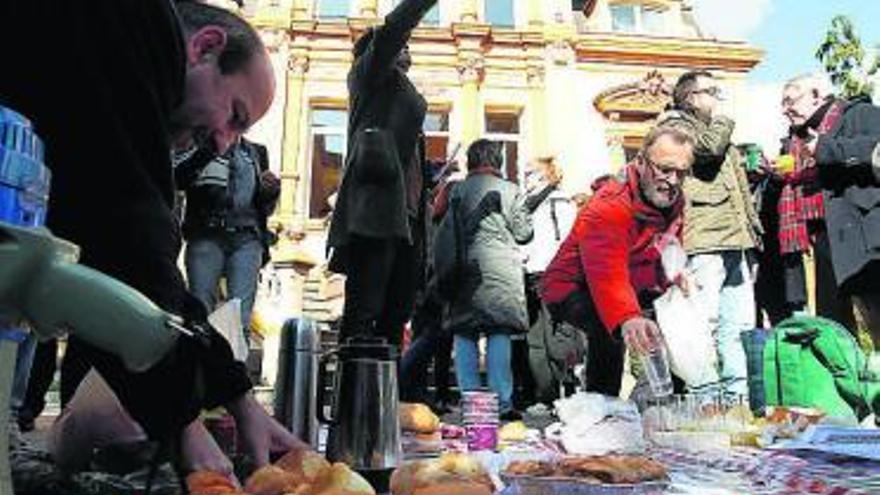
235,0,762,326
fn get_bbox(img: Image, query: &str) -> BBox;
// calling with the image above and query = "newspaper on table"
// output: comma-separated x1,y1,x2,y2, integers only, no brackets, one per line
768,424,880,461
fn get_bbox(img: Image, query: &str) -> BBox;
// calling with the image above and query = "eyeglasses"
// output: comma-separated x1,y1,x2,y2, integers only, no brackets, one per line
693,86,722,98
643,155,690,181
781,92,806,108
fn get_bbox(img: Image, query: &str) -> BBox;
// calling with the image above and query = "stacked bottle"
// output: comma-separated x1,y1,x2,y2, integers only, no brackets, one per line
0,106,50,227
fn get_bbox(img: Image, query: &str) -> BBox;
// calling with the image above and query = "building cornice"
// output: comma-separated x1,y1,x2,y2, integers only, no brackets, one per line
574,33,763,72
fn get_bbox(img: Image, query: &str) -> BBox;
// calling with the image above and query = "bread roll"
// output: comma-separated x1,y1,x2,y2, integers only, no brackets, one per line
296,462,375,495
245,465,298,495
275,448,332,485
186,470,239,495
399,403,440,433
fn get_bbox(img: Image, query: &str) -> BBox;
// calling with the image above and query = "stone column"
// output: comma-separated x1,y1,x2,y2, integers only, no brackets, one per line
358,0,378,18
278,54,309,237
292,0,309,20
458,0,479,23
527,0,543,27
526,65,548,158
457,55,484,147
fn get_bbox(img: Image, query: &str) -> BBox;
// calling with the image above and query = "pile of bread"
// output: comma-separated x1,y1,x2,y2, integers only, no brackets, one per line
399,403,442,454
504,455,668,485
186,448,375,495
390,453,495,495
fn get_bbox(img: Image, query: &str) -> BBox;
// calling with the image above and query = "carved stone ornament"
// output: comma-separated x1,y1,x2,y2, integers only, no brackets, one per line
287,54,310,76
260,29,290,53
457,55,485,83
594,70,673,120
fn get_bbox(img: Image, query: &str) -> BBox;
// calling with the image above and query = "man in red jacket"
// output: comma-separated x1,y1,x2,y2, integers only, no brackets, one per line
542,125,694,396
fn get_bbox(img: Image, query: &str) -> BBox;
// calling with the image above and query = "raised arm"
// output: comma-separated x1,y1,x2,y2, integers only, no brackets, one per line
350,0,437,86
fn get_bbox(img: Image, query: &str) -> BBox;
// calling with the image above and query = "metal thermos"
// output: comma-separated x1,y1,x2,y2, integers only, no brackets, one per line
318,337,401,493
274,318,321,447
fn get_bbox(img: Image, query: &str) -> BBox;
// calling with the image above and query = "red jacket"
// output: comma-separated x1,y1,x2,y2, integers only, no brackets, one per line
541,165,683,334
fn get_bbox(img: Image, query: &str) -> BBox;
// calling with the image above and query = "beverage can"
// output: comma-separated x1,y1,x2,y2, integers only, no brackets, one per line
465,423,498,451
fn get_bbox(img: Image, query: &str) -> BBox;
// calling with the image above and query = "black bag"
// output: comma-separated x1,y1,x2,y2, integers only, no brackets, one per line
350,127,401,184
433,194,466,301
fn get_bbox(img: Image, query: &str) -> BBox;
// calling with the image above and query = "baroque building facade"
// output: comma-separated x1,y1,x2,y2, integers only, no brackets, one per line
236,0,762,330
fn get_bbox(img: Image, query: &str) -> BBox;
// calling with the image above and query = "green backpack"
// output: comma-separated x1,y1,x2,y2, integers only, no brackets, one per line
763,316,880,422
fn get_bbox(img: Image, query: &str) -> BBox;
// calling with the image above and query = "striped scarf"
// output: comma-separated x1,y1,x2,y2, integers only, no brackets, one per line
777,101,844,254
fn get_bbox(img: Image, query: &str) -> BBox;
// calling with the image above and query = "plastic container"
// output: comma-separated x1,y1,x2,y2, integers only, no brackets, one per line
0,106,50,227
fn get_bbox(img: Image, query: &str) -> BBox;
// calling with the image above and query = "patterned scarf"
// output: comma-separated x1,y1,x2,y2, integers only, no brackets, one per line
777,101,844,254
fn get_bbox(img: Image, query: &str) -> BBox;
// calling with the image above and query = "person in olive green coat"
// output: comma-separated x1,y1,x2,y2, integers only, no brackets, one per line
656,70,762,397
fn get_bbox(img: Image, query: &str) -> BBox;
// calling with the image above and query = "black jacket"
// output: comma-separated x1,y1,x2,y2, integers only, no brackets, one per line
327,0,436,273
0,0,251,439
816,96,880,293
176,138,279,263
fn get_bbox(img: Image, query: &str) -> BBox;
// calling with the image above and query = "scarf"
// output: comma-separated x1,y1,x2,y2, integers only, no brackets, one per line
777,100,844,254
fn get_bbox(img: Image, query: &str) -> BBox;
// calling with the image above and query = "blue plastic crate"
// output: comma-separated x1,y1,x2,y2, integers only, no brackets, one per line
0,106,50,227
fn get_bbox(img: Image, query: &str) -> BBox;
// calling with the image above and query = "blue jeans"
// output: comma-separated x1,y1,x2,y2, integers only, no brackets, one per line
185,232,263,340
454,333,513,413
688,250,755,396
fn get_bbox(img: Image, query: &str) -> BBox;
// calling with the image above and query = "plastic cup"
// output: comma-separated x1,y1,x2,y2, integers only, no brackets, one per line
640,345,673,398
776,154,795,174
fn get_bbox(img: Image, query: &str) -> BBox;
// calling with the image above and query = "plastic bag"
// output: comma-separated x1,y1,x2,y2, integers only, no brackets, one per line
208,298,248,362
653,285,719,388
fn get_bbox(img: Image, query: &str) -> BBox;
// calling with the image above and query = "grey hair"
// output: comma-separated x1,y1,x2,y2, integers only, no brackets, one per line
784,72,835,99
642,124,695,154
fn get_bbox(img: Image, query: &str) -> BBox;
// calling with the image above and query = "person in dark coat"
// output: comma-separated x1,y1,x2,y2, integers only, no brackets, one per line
327,0,437,347
437,139,533,417
795,78,880,347
779,74,857,332
1,0,302,482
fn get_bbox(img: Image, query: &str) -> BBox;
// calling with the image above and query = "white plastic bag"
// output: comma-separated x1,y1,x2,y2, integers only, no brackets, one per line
208,298,248,362
653,286,719,388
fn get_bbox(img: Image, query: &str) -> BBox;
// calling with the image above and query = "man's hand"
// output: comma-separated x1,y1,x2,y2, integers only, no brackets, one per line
227,393,307,467
259,170,281,196
180,419,240,487
620,317,663,356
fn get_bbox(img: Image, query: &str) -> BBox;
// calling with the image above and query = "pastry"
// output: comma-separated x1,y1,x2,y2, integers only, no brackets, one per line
504,460,556,477
399,403,440,434
504,455,667,485
390,453,494,495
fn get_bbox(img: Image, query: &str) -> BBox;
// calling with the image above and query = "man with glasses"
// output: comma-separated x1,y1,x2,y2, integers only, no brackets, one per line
540,125,694,397
657,70,761,398
775,73,860,334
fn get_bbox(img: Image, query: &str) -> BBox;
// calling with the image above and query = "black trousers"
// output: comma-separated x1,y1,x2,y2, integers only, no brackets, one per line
546,291,626,397
398,289,452,404
340,236,420,349
814,229,856,331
